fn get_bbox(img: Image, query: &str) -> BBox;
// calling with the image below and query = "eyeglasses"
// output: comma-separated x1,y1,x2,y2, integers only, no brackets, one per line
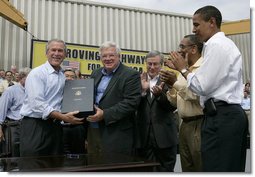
178,44,195,50
101,53,118,59
147,62,161,67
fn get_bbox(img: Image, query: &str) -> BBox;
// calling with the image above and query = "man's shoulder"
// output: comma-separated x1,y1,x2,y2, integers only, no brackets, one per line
0,84,18,97
29,63,47,75
119,63,139,75
91,67,102,76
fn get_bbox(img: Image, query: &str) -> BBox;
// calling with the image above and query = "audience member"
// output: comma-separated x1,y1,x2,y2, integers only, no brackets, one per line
62,69,87,154
0,67,31,157
64,69,76,80
169,6,248,172
160,34,204,172
10,65,18,74
241,90,251,134
14,72,21,82
0,69,5,84
19,39,84,157
75,70,82,79
241,91,251,111
86,41,141,155
244,82,251,96
0,71,17,96
135,50,177,172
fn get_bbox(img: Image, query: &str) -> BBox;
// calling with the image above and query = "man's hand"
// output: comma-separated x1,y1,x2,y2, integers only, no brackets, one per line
160,70,177,87
49,111,84,125
151,82,165,97
86,106,104,122
140,72,149,92
164,56,176,70
63,111,85,124
169,52,188,72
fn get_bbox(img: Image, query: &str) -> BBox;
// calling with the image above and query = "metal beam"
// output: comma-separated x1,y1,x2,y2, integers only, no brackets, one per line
0,0,28,30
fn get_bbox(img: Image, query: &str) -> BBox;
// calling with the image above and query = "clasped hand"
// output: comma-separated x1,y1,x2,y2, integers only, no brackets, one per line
159,69,177,87
165,52,188,72
86,105,104,122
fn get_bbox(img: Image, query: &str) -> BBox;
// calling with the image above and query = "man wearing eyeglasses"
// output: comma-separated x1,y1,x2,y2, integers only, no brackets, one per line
136,50,177,172
168,6,248,172
0,71,17,96
160,34,204,172
86,41,141,155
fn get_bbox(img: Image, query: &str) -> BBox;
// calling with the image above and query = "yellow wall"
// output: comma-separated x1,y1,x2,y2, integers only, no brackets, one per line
221,19,250,35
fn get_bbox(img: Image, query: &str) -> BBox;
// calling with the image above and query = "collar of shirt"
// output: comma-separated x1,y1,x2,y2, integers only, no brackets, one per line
204,32,225,47
189,56,203,71
18,83,25,91
148,74,159,82
45,61,64,74
148,74,159,96
101,62,120,76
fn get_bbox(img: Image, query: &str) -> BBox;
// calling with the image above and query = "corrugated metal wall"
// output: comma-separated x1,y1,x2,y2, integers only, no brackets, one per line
0,0,250,81
227,33,251,82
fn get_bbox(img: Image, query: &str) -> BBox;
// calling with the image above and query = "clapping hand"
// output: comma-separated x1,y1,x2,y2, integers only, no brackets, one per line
169,52,188,72
151,82,165,97
140,72,150,92
159,69,177,87
164,56,176,70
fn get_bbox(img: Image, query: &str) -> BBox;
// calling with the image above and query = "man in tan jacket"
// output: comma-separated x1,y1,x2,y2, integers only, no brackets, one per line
160,34,203,172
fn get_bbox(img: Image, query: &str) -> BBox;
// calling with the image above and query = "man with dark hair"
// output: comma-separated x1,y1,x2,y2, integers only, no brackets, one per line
161,34,203,172
0,71,17,95
168,6,248,172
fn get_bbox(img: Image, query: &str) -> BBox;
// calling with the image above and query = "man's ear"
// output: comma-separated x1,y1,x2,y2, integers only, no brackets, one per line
209,17,216,27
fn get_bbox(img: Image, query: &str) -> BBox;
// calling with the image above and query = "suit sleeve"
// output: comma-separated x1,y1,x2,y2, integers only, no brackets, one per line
156,85,176,112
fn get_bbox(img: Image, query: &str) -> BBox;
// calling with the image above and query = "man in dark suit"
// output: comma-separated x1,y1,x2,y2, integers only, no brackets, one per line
86,41,141,155
135,50,178,172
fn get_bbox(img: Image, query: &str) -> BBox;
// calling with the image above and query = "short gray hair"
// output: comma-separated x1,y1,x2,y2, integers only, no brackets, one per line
99,41,121,57
145,50,164,65
19,67,31,79
46,39,67,54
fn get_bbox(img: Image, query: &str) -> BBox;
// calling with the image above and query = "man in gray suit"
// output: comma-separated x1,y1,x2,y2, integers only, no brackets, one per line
136,50,177,171
86,41,141,155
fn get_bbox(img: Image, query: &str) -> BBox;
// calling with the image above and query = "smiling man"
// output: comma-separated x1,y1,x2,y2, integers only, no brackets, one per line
86,41,141,155
20,39,84,157
135,50,177,172
168,6,248,172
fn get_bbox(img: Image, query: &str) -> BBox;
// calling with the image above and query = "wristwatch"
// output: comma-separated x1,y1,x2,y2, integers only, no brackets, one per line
181,68,188,75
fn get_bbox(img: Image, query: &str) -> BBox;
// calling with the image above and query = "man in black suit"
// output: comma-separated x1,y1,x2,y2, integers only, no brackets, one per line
86,41,141,155
135,50,178,171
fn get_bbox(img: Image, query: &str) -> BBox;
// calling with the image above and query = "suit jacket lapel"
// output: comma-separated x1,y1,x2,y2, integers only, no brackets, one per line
99,64,122,102
94,71,103,87
146,89,153,105
101,73,119,99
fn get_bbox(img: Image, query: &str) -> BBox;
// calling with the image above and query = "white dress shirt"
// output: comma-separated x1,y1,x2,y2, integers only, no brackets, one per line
0,83,25,123
148,74,159,97
20,61,65,119
187,32,243,107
